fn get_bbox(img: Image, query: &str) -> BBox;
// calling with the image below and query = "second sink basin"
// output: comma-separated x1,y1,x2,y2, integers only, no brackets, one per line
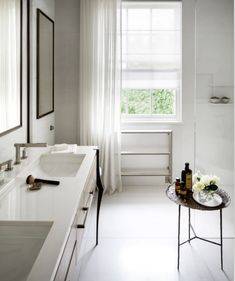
33,153,85,178
0,221,52,281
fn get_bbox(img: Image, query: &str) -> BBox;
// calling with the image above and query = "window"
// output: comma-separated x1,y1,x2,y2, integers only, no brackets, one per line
121,1,182,122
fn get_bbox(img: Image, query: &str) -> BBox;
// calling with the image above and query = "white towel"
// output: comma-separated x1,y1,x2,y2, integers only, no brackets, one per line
52,143,68,151
68,144,77,153
51,144,77,154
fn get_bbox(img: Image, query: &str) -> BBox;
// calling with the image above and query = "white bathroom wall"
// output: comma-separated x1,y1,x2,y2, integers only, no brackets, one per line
121,0,196,186
54,0,80,144
0,0,28,163
30,0,55,145
195,0,234,186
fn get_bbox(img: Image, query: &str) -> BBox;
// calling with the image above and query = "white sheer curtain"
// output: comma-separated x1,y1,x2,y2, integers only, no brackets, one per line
0,0,21,133
79,0,122,193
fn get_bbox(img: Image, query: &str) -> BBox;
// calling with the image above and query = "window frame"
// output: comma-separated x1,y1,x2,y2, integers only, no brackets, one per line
121,0,182,123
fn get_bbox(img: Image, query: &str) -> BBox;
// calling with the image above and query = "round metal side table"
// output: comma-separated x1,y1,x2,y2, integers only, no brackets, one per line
166,184,231,270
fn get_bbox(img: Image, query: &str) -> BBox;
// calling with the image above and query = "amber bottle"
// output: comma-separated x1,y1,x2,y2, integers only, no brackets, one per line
180,181,187,201
175,177,181,195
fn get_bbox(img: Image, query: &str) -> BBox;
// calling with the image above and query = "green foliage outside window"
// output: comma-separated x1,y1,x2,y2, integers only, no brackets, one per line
121,89,176,115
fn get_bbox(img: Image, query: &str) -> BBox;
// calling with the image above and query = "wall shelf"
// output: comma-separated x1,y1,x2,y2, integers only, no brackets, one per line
209,103,233,105
196,99,233,105
208,84,233,87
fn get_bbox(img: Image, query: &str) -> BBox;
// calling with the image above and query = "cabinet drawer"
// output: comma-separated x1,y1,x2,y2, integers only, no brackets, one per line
77,190,94,228
83,158,96,205
77,158,96,215
54,216,77,281
65,242,77,281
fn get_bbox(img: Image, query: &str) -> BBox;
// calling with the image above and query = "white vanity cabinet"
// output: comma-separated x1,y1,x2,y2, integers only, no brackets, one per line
54,158,97,281
0,146,104,281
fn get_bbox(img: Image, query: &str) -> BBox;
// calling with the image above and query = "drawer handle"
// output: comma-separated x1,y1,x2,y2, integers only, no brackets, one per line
77,207,89,229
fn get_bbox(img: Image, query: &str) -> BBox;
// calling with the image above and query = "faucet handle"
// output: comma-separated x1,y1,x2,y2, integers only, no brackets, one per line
21,148,28,160
0,159,13,171
5,159,13,171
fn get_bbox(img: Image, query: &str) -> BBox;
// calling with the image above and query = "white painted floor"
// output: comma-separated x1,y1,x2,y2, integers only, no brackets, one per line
73,186,234,281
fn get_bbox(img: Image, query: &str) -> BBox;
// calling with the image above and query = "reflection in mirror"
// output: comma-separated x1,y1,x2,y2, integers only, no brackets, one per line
0,0,22,136
37,9,54,119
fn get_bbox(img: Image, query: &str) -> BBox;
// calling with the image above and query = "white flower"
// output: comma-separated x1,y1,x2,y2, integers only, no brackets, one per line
200,175,211,186
192,172,220,193
211,175,220,186
192,181,204,192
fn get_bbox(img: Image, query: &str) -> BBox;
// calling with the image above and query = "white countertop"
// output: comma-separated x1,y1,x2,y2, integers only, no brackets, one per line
0,146,96,281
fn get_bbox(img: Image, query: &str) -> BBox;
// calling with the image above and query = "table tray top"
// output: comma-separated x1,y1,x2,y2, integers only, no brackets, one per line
166,184,231,211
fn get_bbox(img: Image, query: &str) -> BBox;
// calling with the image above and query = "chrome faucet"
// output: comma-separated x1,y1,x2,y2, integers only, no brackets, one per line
14,143,47,164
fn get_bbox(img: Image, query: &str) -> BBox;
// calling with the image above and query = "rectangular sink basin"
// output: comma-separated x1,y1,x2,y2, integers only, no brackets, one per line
33,153,85,178
0,221,52,281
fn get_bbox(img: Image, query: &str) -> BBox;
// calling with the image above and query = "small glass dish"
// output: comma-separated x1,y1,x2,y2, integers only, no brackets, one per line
220,97,230,104
210,97,220,103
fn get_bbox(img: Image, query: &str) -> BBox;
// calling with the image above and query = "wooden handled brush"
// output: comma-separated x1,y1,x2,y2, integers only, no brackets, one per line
26,175,60,186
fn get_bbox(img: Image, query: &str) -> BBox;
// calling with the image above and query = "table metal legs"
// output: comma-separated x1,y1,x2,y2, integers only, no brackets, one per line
177,205,181,269
220,209,223,270
188,208,191,242
177,207,223,270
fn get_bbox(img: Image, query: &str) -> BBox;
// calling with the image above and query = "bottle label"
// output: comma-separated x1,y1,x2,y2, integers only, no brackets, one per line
185,174,192,190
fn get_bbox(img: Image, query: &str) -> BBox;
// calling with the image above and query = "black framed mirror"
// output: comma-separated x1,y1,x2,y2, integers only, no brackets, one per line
36,9,54,119
0,0,23,136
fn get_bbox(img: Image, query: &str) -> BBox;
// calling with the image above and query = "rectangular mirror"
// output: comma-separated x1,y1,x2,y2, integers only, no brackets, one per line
0,0,22,136
36,9,54,119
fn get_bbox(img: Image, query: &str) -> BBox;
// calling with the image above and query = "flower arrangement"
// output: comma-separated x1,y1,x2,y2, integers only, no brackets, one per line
192,171,220,193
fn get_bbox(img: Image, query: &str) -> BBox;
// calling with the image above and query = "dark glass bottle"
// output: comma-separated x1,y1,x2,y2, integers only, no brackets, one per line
181,162,192,191
175,177,181,195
